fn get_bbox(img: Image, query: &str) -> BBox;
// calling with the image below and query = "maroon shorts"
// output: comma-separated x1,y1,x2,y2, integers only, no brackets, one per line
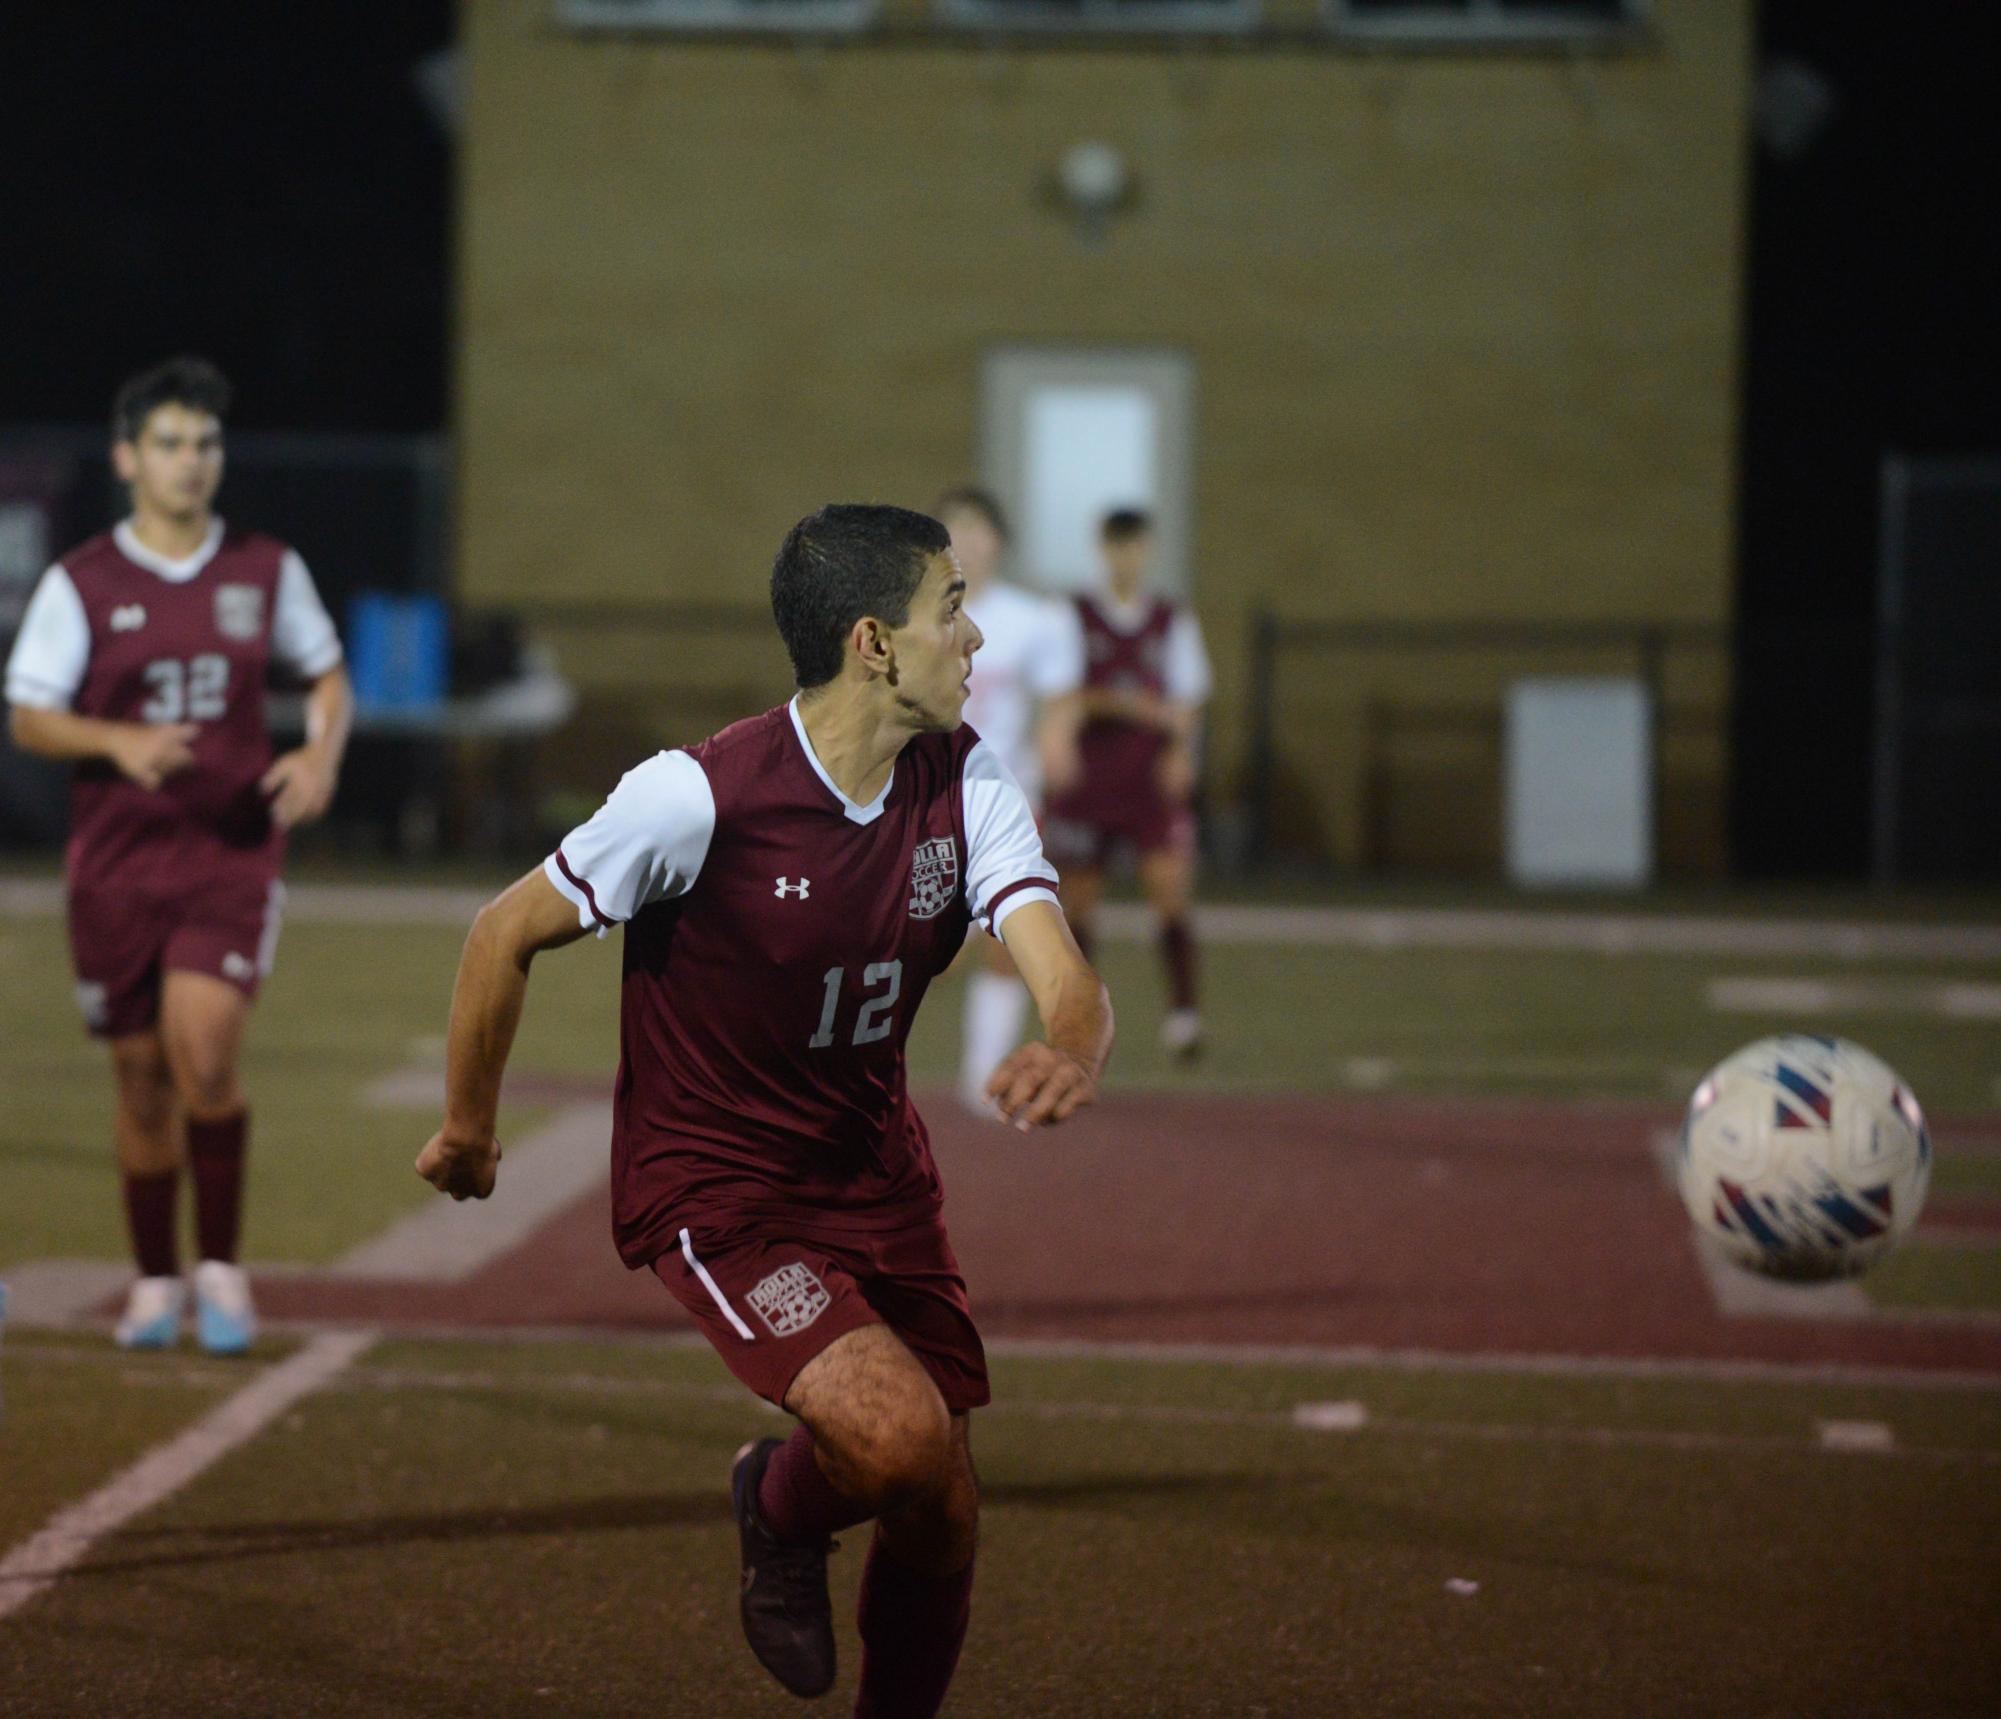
1043,785,1194,870
653,1210,990,1415
66,873,285,1038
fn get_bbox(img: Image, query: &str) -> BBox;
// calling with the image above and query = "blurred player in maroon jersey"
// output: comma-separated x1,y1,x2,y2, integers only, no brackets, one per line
417,505,1111,1717
4,358,352,1354
1043,507,1212,1060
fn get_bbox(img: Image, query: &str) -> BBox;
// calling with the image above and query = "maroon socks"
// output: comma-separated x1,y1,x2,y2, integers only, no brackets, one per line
187,1110,248,1264
121,1167,180,1278
854,1538,975,1719
757,1426,975,1718
757,1425,874,1544
1159,917,1198,1012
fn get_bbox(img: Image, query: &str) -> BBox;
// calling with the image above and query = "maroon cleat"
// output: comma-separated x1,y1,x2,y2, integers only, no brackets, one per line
733,1437,838,1699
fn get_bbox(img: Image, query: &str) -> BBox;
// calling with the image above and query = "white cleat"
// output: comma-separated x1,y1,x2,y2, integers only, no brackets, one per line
193,1260,257,1356
115,1276,188,1350
1161,1009,1204,1063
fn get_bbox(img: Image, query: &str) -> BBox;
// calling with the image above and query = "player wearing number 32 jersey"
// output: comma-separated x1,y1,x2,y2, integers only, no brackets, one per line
5,358,352,1359
418,505,1113,1719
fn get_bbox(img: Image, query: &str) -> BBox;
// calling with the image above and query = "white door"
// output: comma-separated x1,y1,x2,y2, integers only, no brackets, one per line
978,348,1195,598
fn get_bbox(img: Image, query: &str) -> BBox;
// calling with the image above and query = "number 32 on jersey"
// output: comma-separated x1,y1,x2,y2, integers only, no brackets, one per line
809,961,903,1050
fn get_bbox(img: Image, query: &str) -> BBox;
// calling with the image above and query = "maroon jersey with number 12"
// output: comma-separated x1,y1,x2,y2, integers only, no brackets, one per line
545,700,1059,1268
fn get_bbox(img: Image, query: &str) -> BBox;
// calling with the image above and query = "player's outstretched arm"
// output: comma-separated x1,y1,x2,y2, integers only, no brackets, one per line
416,866,591,1200
985,899,1113,1130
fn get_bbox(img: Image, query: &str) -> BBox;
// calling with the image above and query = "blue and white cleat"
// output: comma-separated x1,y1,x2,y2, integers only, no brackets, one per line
115,1276,187,1350
193,1260,257,1356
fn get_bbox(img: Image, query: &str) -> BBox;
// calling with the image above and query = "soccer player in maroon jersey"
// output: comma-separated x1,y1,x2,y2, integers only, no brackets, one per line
4,357,352,1354
416,505,1111,1716
1043,507,1212,1060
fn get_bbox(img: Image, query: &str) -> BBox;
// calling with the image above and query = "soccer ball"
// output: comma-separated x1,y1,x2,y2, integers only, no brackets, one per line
1677,1034,1931,1281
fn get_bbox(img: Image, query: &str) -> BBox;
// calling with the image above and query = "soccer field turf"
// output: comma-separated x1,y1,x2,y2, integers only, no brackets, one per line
3,1331,1998,1717
5,894,1999,1269
4,886,2000,1713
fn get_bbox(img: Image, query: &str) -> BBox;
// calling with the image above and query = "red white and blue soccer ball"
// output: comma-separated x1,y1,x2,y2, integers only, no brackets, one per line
1677,1034,1931,1282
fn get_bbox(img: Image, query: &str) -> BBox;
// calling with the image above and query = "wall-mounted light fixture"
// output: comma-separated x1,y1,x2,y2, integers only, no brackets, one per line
1051,141,1136,247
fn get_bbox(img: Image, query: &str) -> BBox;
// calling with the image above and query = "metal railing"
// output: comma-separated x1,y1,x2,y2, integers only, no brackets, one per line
1242,613,1728,863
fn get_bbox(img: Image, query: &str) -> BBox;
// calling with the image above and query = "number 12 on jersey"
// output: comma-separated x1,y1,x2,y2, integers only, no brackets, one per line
809,961,904,1049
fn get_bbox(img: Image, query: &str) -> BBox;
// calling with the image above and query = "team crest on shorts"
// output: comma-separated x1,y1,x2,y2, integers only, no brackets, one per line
908,835,958,920
214,584,265,642
746,1262,831,1337
74,981,108,1031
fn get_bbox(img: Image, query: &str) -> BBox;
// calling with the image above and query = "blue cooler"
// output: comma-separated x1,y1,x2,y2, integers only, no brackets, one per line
346,593,448,712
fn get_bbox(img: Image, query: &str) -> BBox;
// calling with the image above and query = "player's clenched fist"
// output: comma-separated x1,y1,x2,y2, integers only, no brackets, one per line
416,1129,502,1200
984,1042,1097,1131
260,747,339,828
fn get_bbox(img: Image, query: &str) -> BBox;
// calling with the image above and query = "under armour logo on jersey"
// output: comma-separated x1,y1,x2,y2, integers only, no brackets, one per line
221,951,255,983
109,604,147,632
774,877,810,899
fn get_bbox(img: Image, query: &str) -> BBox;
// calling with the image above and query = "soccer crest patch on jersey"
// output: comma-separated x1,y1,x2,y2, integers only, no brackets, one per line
214,584,265,642
746,1262,831,1337
908,835,958,920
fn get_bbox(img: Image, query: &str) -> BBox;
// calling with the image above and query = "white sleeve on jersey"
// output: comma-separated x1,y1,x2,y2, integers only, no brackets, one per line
3,565,89,711
962,738,1060,934
271,550,344,679
1023,598,1085,699
544,750,717,938
1165,609,1213,706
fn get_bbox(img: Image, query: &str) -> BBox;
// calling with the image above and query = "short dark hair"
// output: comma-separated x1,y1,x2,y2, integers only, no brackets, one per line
1101,507,1153,542
932,485,1010,543
113,356,232,443
770,504,951,690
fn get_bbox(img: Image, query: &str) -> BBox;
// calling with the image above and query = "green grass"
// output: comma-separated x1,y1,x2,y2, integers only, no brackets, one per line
0,1328,281,1552
1933,1153,2001,1201
2,1334,1997,1717
0,915,560,1270
910,941,2001,1113
6,900,2000,1270
1869,1245,2001,1315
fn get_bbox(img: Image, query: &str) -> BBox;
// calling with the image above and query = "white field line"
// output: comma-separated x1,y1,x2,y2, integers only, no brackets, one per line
0,1330,376,1625
15,1320,2001,1392
332,1102,608,1281
1817,1419,1897,1453
1709,977,2001,1019
5,877,2001,960
982,1335,2001,1390
315,1360,2001,1468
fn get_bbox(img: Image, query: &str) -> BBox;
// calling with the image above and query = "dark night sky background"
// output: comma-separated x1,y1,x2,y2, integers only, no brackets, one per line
1,3,453,432
1735,4,2001,878
3,2,1995,877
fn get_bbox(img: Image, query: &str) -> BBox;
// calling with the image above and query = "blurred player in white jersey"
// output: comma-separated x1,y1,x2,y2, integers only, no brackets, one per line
933,488,1084,1111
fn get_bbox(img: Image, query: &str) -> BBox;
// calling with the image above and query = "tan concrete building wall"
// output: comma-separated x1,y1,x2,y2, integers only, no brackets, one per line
457,0,1751,871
